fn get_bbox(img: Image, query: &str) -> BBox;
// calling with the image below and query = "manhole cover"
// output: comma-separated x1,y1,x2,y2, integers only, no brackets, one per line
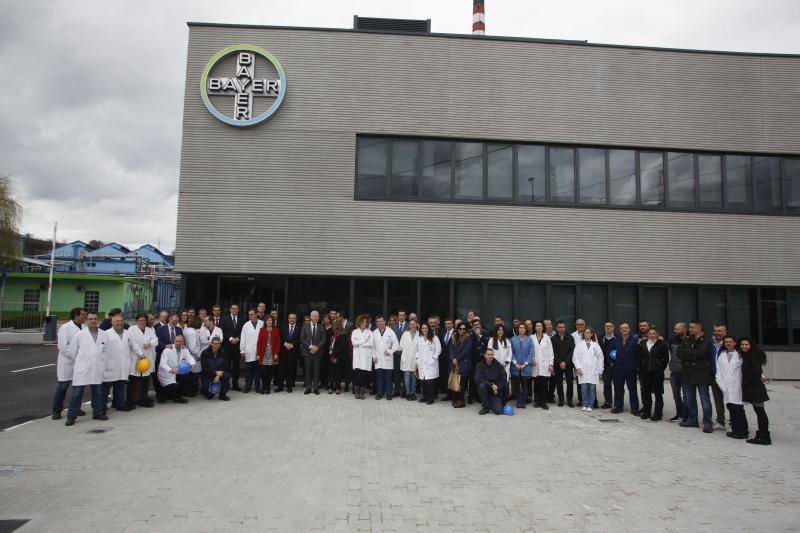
86,427,112,434
598,418,620,423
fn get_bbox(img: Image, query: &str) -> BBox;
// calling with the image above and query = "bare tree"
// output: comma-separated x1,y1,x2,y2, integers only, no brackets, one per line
0,175,21,264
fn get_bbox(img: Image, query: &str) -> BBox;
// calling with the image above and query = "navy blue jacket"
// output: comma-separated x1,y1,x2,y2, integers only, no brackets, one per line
449,335,473,375
611,334,640,371
200,346,228,378
156,324,183,357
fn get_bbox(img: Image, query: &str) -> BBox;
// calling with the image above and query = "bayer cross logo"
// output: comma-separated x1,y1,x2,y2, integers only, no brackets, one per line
200,44,286,127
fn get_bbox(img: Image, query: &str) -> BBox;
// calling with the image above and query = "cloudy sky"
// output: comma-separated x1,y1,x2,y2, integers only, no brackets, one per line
1,0,798,253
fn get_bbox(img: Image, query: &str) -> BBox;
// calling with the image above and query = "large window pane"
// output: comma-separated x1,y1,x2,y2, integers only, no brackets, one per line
671,287,698,325
550,285,576,327
725,155,752,210
486,284,513,329
609,149,636,206
754,157,781,212
667,152,695,208
642,287,667,337
610,285,637,330
387,279,417,317
421,280,451,321
390,141,418,197
760,288,788,345
422,140,452,199
518,283,545,323
700,288,726,330
455,282,482,321
287,277,350,319
578,148,606,205
580,284,607,331
729,288,757,340
356,137,387,197
454,142,483,199
549,147,575,203
354,278,384,319
640,152,665,207
791,288,800,344
698,155,722,209
516,145,546,203
487,144,513,200
785,158,800,211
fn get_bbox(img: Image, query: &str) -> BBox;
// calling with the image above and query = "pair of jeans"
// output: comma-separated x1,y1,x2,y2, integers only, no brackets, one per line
68,384,104,418
52,380,74,413
510,376,530,408
601,366,614,405
375,368,393,396
580,383,596,407
403,371,416,395
202,371,231,398
244,361,261,390
669,371,687,419
612,367,639,411
682,382,712,428
102,380,127,409
478,381,508,414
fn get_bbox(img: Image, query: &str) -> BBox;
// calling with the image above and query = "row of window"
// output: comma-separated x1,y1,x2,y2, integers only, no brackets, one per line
356,136,800,214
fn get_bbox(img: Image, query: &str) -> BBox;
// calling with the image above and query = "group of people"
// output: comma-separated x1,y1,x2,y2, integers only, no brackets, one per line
51,303,773,445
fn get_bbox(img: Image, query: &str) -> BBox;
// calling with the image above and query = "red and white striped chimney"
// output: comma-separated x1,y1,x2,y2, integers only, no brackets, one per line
472,0,485,35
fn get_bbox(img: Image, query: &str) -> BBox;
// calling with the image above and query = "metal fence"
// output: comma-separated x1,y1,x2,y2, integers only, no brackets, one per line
0,301,46,330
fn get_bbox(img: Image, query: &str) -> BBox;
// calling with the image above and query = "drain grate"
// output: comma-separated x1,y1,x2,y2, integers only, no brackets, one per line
598,418,620,423
86,427,112,434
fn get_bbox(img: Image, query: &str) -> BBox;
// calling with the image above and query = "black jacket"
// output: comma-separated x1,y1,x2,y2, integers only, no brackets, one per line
329,333,348,362
201,346,228,379
741,353,769,404
600,336,617,369
281,322,302,358
677,335,712,385
470,331,489,366
638,339,669,373
474,359,507,387
551,334,575,368
220,313,245,350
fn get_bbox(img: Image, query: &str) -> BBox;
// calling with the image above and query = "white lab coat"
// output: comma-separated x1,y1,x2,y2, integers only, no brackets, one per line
488,338,513,381
126,325,157,377
182,327,202,372
399,330,419,372
239,320,263,362
532,334,554,378
158,347,196,386
56,320,86,382
351,328,374,371
102,328,131,382
372,327,399,370
197,326,224,355
573,340,604,385
70,328,108,386
415,335,441,379
716,351,743,405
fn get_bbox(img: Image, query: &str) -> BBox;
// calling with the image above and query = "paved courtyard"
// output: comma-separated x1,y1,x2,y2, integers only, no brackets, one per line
0,382,798,532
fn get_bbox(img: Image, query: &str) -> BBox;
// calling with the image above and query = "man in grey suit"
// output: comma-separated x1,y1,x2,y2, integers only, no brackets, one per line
300,310,328,395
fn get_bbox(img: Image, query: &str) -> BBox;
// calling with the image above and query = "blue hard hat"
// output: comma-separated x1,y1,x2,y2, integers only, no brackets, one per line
503,404,514,416
208,381,221,395
609,349,618,361
177,361,192,375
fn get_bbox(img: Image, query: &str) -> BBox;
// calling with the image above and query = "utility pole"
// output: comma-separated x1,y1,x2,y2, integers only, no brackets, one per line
45,222,57,317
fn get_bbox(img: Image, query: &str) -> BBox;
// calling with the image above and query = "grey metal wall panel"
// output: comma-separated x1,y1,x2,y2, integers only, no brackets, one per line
176,25,800,285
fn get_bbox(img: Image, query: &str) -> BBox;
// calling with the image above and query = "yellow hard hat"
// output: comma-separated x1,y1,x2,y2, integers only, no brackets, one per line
136,358,151,373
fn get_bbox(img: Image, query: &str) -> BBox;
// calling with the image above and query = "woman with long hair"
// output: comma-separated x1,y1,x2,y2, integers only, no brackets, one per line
573,327,604,412
510,323,535,409
450,323,473,408
716,335,746,438
415,323,442,404
489,324,512,384
327,322,347,394
255,315,280,394
350,314,374,400
531,321,554,410
738,337,771,445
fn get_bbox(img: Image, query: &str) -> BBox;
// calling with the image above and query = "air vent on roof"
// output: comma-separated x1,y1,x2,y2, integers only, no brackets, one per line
353,16,431,34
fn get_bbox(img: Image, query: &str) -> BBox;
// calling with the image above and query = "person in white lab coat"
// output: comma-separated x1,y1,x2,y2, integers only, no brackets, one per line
158,335,195,404
716,335,747,439
415,323,441,404
65,312,108,425
532,321,555,410
101,315,131,414
125,313,157,408
573,327,604,412
52,307,87,420
239,310,263,393
198,316,224,356
182,317,202,396
350,314,374,400
371,315,399,400
399,319,420,401
488,324,512,384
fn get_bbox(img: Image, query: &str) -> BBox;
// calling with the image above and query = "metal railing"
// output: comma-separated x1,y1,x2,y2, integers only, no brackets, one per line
0,301,46,331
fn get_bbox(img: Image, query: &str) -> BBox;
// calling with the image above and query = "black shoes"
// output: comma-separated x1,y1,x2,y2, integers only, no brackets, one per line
650,415,662,422
375,394,383,400
600,403,612,409
286,387,293,393
669,415,681,421
567,402,574,408
727,431,748,439
116,406,133,412
558,401,565,407
610,408,623,414
679,420,698,427
65,417,76,426
407,394,417,401
304,389,312,395
314,389,320,395
93,414,109,421
219,395,230,401
479,408,490,415
174,398,188,404
640,413,651,420
243,386,251,393
78,410,86,416
52,411,62,420
747,431,772,445
275,386,284,393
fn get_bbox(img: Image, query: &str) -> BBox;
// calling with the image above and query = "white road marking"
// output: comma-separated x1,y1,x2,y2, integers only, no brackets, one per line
10,363,56,373
2,419,36,431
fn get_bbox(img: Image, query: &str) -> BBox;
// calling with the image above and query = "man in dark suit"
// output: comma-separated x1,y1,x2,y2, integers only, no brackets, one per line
279,312,301,392
391,310,409,397
300,310,328,395
155,313,182,402
220,304,245,391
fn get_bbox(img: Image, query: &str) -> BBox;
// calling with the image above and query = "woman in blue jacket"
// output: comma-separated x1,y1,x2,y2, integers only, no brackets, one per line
511,323,536,409
449,323,473,408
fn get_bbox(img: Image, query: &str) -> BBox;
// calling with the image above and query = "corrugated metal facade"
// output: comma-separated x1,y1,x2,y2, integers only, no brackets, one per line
176,24,800,286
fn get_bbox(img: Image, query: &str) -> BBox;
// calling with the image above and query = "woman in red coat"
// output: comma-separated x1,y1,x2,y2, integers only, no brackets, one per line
256,316,281,394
